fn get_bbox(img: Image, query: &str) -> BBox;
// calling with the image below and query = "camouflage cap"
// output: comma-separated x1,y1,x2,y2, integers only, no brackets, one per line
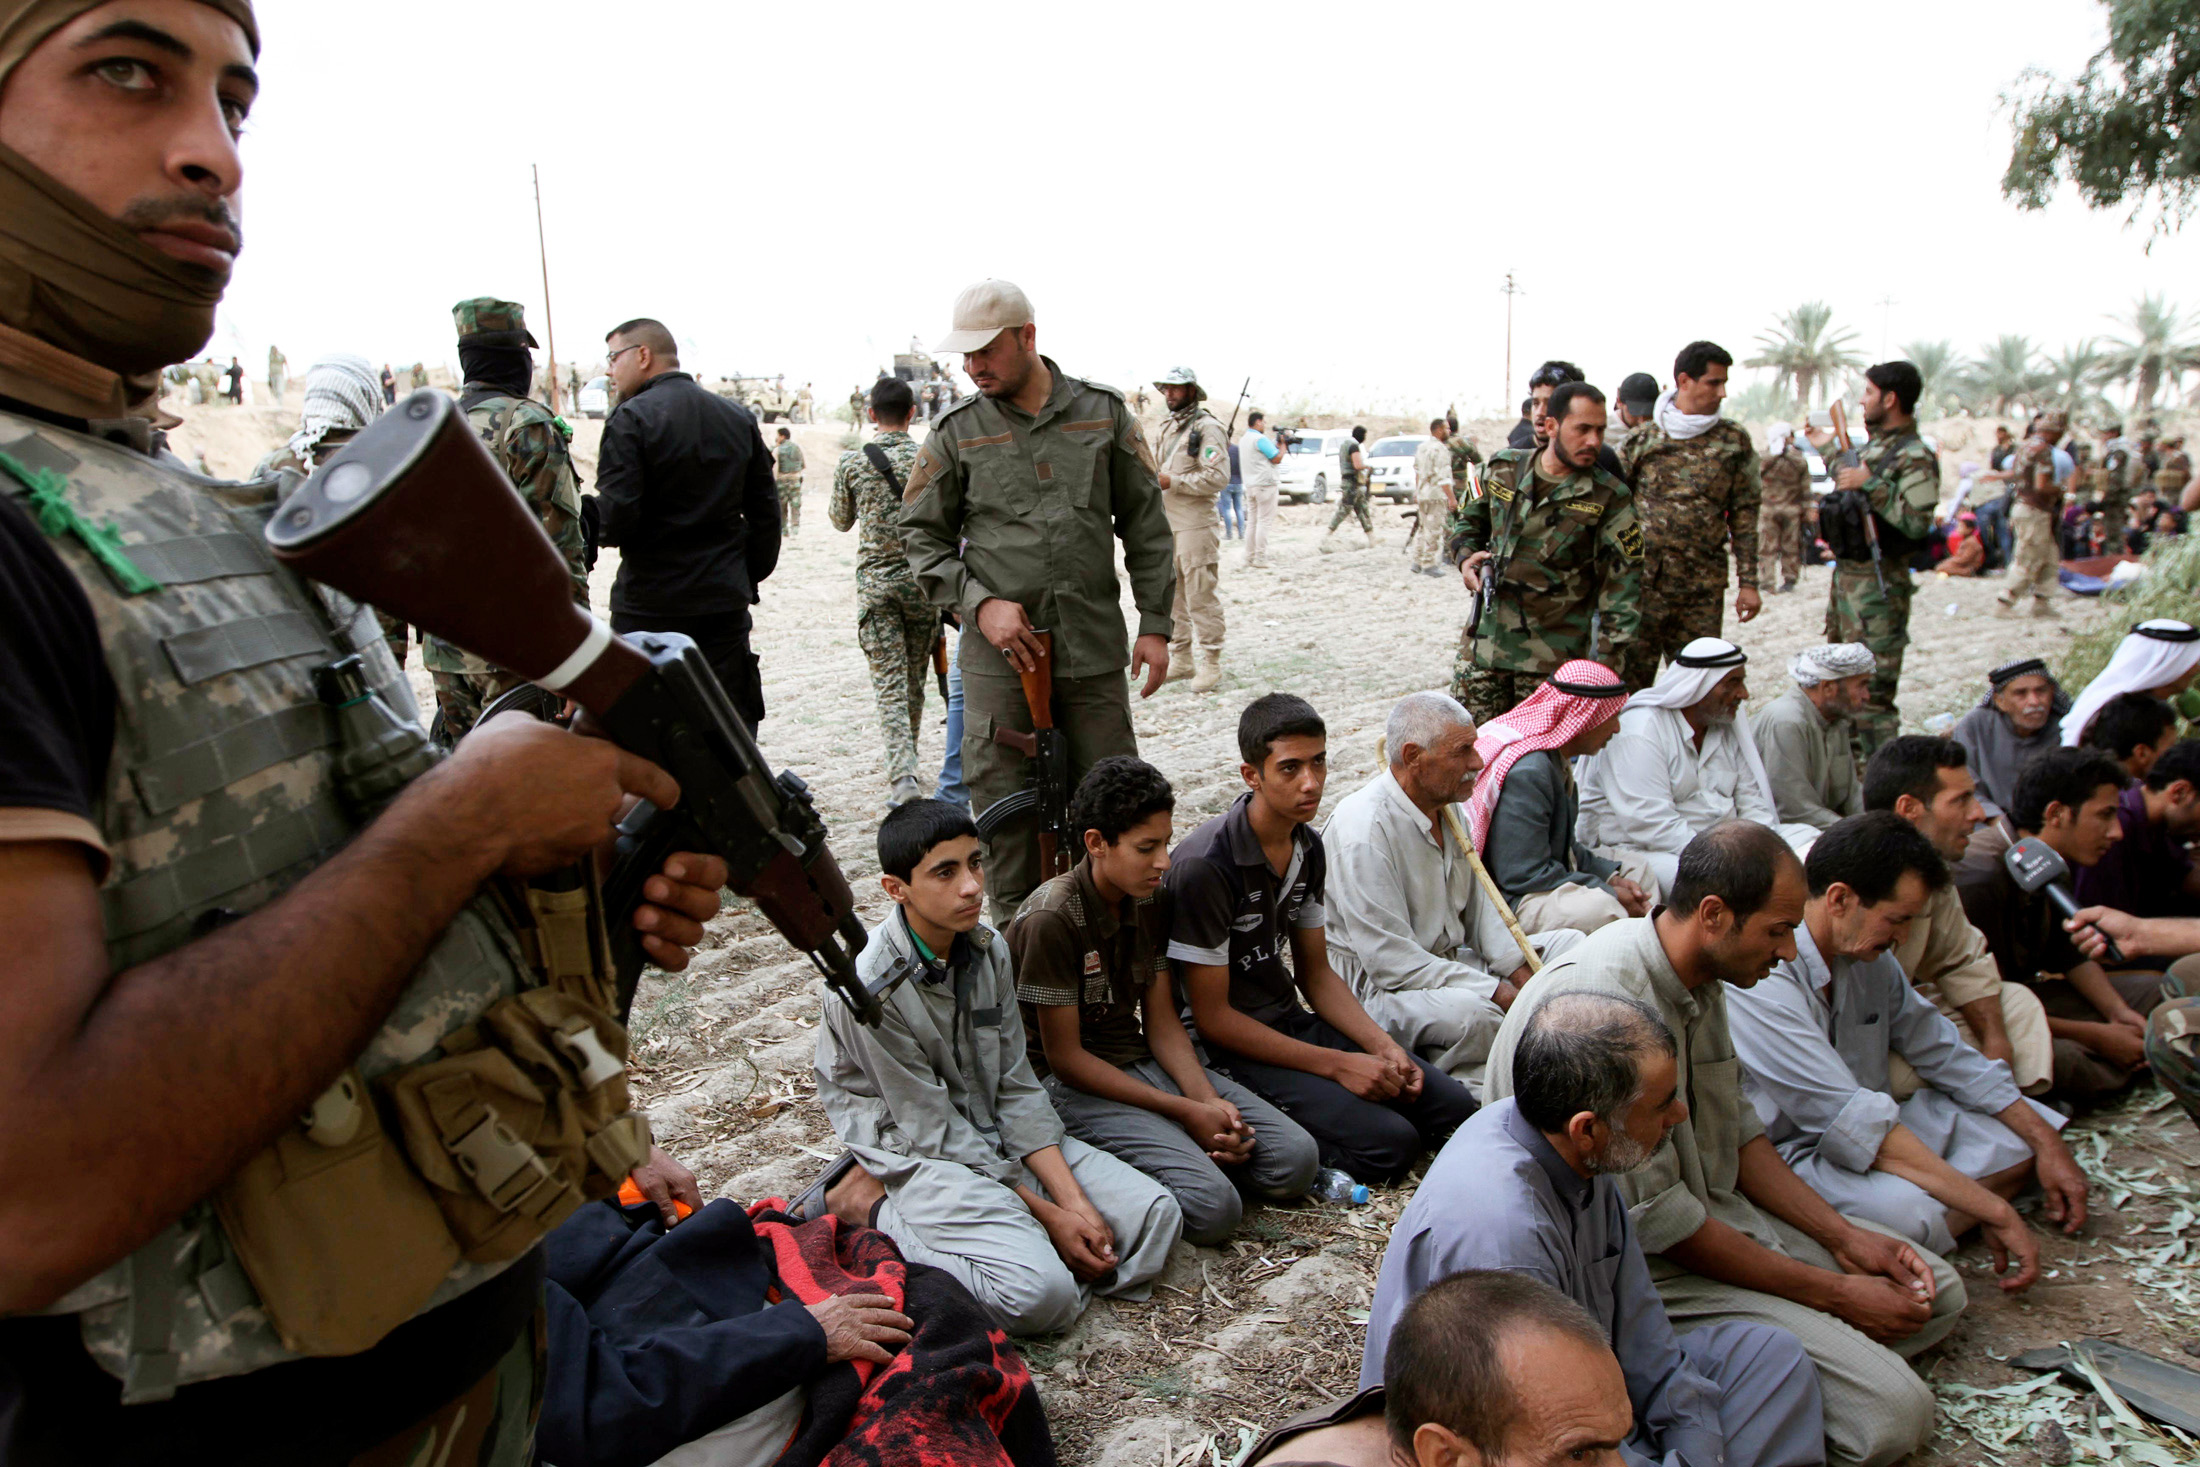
451,297,538,348
2037,409,2069,434
1153,366,1207,401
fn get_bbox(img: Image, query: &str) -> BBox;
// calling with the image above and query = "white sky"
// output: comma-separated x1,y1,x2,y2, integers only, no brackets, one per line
222,0,2199,417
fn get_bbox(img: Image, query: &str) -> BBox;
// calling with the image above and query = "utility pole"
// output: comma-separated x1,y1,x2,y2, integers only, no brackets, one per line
1499,270,1524,411
533,164,562,414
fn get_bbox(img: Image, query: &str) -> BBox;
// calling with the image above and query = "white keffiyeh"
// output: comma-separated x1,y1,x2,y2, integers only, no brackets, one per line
1654,386,1721,442
1789,643,1876,688
284,353,384,463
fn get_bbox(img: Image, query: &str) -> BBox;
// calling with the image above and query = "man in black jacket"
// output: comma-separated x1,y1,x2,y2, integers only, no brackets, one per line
596,317,782,725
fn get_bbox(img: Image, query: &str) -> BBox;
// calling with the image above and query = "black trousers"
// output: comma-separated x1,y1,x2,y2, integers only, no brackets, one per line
612,608,765,728
1209,1009,1477,1184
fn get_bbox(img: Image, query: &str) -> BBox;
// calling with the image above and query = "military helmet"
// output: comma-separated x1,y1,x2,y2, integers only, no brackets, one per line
2037,408,2070,435
451,297,539,348
1153,365,1207,401
2147,997,2200,1129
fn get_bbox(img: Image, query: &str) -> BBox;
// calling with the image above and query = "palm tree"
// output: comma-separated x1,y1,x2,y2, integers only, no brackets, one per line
2046,339,2110,419
1899,339,1965,418
1746,303,1863,414
1968,335,2053,416
2098,294,2200,411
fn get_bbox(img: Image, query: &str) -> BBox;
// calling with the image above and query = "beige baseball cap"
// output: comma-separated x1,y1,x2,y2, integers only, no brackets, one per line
934,279,1033,354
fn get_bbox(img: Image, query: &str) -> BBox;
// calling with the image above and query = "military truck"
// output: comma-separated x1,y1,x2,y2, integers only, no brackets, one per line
716,375,805,423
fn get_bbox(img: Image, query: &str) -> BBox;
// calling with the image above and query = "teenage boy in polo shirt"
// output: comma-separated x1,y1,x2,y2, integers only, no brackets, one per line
1010,757,1318,1244
1166,695,1479,1184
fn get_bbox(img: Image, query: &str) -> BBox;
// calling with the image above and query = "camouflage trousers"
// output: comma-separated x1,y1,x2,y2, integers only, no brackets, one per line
1327,484,1371,534
2096,490,2129,551
858,584,935,787
778,475,803,533
1617,573,1726,691
1407,492,1448,571
355,1307,544,1466
1453,662,1544,726
1826,557,1912,758
1999,502,2059,604
1758,504,1806,589
425,637,522,749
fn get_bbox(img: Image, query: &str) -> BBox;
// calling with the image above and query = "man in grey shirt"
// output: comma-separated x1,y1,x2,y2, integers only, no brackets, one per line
1364,993,1826,1467
1752,645,1872,831
1728,813,2087,1263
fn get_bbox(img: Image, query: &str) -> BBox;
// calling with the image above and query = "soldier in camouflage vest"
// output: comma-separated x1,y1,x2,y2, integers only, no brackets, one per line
0,6,723,1459
427,297,590,747
1445,382,1644,723
830,377,933,805
1807,362,1941,757
1756,423,1813,593
1615,342,1763,690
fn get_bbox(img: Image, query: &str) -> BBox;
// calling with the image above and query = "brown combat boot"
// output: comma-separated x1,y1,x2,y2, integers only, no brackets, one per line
1190,650,1224,694
1164,643,1195,681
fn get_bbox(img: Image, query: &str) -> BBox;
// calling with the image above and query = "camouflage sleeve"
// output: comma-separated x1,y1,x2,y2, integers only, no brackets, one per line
899,432,990,618
1456,439,1483,466
1112,397,1178,641
1870,440,1941,541
1445,466,1493,561
829,452,859,533
1595,490,1645,662
503,414,588,601
1730,439,1762,589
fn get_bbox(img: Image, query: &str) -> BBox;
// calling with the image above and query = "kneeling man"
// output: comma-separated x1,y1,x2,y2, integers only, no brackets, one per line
1727,812,2086,1263
1364,992,1826,1467
1324,692,1583,1094
812,801,1181,1335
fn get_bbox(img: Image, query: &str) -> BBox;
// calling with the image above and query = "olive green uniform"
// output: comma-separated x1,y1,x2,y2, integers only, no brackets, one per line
899,358,1176,922
775,436,807,534
1444,448,1643,722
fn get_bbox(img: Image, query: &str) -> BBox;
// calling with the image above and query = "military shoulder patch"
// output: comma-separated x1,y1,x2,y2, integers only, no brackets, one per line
903,443,946,503
1615,523,1645,559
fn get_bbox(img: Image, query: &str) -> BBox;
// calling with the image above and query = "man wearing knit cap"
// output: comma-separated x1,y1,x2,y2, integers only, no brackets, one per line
427,296,589,746
1752,644,1874,832
900,280,1176,922
0,5,728,1458
1471,661,1657,935
1950,658,2067,816
1577,639,1821,894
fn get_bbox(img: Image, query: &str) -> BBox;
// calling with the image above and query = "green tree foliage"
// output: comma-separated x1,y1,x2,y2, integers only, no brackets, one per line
2097,292,2200,409
1969,334,2055,415
2003,0,2199,237
1899,339,1970,417
1746,303,1864,414
2046,338,2112,418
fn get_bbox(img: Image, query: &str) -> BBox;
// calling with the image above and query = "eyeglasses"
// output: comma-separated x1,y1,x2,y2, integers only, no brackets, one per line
606,344,641,365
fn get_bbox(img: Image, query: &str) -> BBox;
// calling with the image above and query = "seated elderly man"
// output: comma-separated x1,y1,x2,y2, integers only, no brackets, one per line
1364,993,1825,1467
1249,1272,1640,1467
1950,657,2066,817
2059,618,2200,747
1751,644,1872,831
1863,738,2055,1095
1470,660,1659,936
1726,813,2085,1270
1324,692,1583,1093
1578,639,1819,892
1487,822,1968,1467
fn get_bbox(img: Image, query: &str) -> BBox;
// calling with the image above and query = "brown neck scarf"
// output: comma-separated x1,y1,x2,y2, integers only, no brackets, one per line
0,0,259,422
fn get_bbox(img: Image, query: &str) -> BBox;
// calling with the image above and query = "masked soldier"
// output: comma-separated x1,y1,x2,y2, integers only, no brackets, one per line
1152,366,1228,694
1447,382,1643,722
0,6,720,1458
424,297,589,746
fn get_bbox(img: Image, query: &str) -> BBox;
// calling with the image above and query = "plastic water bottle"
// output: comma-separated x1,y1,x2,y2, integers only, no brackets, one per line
1313,1167,1370,1206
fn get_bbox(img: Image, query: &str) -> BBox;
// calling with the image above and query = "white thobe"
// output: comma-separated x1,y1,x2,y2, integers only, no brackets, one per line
1577,707,1818,891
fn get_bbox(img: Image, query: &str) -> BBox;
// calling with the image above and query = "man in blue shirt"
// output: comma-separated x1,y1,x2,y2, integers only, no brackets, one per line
1239,411,1284,569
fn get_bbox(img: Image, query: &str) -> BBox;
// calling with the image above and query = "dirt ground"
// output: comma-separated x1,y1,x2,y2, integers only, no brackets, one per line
166,394,2200,1467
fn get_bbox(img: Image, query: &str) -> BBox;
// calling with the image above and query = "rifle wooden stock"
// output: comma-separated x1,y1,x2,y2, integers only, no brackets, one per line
984,629,1069,881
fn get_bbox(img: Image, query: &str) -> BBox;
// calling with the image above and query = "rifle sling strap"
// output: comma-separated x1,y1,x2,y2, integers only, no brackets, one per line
862,444,904,499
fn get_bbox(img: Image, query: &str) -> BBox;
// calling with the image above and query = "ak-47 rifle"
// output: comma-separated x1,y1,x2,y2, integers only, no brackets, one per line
972,629,1072,883
1829,400,1887,596
263,391,888,1025
1223,376,1251,439
932,612,953,700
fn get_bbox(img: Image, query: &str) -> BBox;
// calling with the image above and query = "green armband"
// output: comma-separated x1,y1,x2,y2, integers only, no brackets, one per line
0,448,161,594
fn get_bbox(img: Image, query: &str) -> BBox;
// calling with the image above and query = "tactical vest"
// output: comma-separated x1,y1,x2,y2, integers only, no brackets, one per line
1338,437,1361,491
0,409,650,1403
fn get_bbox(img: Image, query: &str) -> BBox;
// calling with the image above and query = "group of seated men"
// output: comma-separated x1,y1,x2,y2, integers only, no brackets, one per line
757,622,2200,1467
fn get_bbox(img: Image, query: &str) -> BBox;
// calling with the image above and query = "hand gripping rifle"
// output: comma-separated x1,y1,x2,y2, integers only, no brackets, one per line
263,391,889,1025
971,630,1072,883
1829,400,1887,596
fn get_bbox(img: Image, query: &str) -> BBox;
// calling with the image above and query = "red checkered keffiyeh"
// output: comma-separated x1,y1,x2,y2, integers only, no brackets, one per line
1464,660,1627,851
